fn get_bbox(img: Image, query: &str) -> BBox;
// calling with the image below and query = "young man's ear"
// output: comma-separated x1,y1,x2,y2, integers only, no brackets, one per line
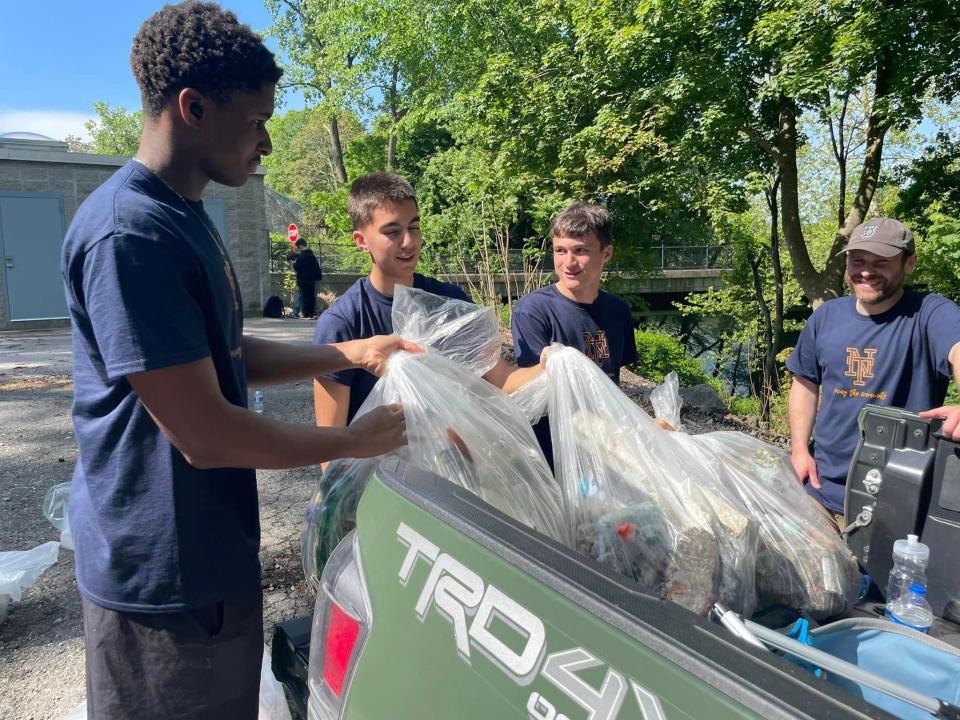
176,88,205,128
601,244,614,264
905,253,918,274
353,230,369,253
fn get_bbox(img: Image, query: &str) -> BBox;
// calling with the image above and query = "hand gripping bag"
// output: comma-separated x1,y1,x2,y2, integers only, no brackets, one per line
303,288,568,589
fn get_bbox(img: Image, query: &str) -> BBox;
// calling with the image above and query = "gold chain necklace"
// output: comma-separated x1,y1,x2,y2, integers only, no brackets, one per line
133,158,239,310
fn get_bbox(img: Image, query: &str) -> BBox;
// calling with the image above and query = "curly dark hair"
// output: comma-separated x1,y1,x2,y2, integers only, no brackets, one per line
131,1,282,116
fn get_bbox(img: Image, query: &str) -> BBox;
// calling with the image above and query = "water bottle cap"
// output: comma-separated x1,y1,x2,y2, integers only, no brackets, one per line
893,534,929,563
908,582,926,595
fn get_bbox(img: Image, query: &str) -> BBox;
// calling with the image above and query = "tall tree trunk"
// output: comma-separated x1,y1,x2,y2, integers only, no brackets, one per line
767,172,784,390
327,116,348,184
828,93,850,229
778,52,893,308
747,248,773,424
387,63,399,171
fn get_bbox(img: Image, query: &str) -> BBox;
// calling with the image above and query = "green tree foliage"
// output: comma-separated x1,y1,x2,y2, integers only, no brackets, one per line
84,101,142,156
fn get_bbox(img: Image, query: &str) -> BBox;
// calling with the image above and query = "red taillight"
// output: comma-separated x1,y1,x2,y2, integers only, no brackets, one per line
322,603,362,697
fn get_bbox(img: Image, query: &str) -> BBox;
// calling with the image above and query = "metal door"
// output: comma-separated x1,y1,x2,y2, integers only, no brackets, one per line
204,198,229,253
0,192,68,321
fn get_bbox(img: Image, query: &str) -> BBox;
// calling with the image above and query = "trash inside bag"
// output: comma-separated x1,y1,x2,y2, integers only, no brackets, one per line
544,346,758,616
0,541,60,623
63,646,292,720
42,482,73,551
650,373,861,619
303,289,568,589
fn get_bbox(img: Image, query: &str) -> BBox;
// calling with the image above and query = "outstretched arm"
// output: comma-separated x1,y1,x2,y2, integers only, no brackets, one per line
242,335,418,386
919,341,960,441
789,375,821,488
128,357,406,469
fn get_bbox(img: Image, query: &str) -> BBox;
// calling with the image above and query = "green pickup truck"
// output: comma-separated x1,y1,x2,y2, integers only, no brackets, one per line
273,406,960,720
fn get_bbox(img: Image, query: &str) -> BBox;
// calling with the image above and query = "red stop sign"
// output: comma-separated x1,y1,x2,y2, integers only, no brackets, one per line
288,223,299,244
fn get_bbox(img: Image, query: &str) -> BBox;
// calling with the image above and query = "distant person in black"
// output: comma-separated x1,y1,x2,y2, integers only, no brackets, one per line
293,238,322,318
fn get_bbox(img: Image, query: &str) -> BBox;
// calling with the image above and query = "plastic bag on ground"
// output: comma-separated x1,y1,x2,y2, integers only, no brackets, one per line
303,289,568,588
545,346,758,616
0,541,60,623
42,482,73,551
63,646,292,720
651,371,683,431
646,371,861,619
260,646,293,720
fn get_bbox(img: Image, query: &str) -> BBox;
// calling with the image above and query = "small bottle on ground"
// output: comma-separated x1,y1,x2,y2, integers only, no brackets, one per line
253,388,264,414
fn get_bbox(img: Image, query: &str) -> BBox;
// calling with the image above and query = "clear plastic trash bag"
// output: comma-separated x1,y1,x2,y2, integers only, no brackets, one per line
42,482,73,551
392,284,502,375
650,371,683,431
0,541,60,623
303,289,568,590
650,375,861,619
542,345,758,616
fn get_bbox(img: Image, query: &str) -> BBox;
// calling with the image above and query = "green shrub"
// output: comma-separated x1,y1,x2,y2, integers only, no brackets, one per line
630,329,712,387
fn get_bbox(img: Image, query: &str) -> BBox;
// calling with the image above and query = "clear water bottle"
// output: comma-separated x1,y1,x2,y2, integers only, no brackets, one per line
253,388,264,414
885,534,929,613
888,582,934,634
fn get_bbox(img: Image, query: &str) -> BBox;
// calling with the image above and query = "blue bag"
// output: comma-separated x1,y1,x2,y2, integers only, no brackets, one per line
810,618,960,720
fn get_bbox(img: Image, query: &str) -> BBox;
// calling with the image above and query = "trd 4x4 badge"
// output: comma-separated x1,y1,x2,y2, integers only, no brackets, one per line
397,522,668,720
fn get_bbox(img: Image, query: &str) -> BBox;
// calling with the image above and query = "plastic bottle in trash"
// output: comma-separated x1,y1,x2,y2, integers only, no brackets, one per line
253,388,264,414
884,534,929,613
888,582,934,634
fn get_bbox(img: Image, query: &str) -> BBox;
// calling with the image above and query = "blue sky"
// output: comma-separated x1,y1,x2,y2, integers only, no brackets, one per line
0,1,304,141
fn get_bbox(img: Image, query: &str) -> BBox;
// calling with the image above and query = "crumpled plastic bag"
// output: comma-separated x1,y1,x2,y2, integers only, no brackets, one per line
646,366,860,618
392,285,501,376
650,371,683,431
303,287,568,589
509,371,549,424
0,541,60,623
541,345,758,616
64,646,292,720
42,482,73,551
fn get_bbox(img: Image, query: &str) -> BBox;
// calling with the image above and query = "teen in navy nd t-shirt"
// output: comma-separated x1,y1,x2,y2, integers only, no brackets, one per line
786,291,960,512
62,160,261,611
314,274,469,422
512,284,638,466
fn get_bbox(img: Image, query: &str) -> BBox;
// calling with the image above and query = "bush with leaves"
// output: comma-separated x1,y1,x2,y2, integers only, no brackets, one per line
630,329,713,388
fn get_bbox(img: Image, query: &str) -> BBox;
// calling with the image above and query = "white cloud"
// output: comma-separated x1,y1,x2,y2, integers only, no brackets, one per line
0,108,93,142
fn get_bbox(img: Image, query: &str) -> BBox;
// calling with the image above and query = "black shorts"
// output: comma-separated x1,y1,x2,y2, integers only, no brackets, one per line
81,589,263,720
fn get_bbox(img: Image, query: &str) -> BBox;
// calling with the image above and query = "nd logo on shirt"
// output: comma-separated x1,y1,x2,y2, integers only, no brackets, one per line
844,347,877,386
583,330,610,366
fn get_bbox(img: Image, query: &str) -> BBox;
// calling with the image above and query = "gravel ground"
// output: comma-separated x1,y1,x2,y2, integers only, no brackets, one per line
0,318,320,720
0,320,765,720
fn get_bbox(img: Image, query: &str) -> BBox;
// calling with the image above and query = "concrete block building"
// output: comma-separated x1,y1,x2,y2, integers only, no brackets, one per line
0,132,270,331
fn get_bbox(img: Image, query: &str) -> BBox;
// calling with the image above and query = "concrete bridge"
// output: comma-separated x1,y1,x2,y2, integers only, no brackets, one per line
271,244,728,309
309,267,724,298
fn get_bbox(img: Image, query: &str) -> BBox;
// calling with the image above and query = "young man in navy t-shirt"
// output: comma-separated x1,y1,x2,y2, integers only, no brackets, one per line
313,172,546,431
61,6,413,719
512,203,655,467
787,217,960,518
